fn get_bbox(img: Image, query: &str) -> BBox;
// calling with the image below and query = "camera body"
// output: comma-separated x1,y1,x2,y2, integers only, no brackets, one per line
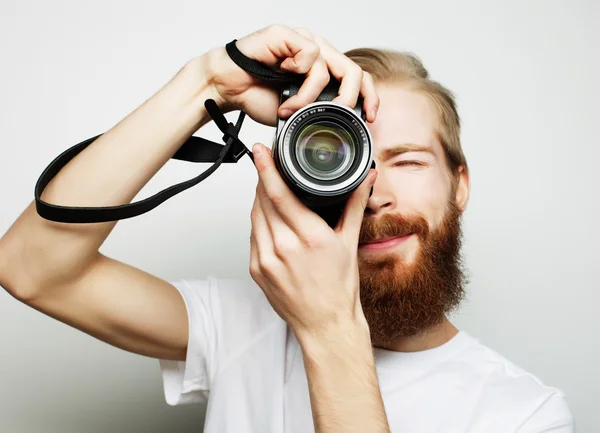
273,82,375,227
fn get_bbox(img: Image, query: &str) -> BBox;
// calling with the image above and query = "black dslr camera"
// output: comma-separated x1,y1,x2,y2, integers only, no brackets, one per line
273,82,374,227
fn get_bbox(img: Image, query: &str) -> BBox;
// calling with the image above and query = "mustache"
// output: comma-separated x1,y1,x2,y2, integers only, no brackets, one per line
358,212,430,245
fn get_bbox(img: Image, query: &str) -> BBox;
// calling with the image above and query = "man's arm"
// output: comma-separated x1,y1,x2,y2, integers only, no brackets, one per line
296,322,391,433
0,24,367,363
246,113,385,431
0,55,216,361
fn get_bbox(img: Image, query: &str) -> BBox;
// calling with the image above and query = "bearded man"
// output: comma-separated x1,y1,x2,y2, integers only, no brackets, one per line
0,24,574,433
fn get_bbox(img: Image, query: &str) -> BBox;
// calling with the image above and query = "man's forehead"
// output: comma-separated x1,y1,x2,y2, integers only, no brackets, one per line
370,83,440,156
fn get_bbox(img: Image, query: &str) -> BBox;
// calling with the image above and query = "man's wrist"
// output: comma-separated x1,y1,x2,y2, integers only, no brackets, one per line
295,316,372,362
186,47,238,112
295,316,389,433
182,50,225,113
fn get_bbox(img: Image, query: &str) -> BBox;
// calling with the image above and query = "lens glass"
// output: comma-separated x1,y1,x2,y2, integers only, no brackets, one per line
295,121,356,181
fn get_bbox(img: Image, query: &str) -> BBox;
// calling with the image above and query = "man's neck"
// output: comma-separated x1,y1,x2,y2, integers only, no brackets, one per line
373,317,459,353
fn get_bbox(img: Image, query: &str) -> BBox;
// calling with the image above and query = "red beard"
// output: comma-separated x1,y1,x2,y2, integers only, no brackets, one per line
358,201,466,347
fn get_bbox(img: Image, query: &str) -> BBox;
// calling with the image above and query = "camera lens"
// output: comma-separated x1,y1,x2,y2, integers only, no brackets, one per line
276,101,372,198
295,122,356,181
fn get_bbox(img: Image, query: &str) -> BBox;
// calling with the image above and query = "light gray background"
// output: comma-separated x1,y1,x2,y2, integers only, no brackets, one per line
0,0,597,432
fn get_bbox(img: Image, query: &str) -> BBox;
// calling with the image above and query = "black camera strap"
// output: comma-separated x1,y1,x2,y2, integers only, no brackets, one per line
34,40,303,224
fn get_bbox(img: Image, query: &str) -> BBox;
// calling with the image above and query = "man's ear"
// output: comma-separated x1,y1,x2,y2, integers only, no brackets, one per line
454,165,470,213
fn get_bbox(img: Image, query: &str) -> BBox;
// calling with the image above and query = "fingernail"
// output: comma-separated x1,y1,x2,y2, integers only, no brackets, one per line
280,108,293,118
370,107,378,121
252,143,262,157
370,170,378,184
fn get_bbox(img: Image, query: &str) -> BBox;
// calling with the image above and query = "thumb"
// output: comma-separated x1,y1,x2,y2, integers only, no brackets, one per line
334,169,377,244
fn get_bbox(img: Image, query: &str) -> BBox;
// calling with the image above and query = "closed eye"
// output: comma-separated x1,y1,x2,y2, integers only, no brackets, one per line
394,160,423,167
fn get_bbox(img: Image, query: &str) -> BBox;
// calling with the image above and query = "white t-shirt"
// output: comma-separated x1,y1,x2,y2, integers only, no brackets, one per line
159,276,575,433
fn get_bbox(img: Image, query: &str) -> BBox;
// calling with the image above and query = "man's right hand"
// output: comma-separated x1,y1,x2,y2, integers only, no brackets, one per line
197,24,380,127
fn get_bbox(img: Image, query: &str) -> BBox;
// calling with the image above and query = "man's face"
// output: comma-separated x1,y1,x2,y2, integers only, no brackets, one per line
357,83,469,348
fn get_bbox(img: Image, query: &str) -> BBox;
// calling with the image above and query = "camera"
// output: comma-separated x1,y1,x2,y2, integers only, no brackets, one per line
33,75,375,227
272,82,375,228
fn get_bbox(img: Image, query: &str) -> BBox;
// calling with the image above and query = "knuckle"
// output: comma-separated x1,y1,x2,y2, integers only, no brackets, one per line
249,250,260,275
248,259,260,274
318,74,331,89
294,27,313,39
302,235,323,249
268,190,285,207
268,24,286,34
259,255,277,275
313,35,327,46
273,238,299,258
339,93,355,107
256,163,271,177
315,59,330,80
352,64,364,78
249,261,260,278
307,42,320,57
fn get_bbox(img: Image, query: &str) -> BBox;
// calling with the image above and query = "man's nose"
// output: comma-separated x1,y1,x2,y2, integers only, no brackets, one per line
365,174,395,216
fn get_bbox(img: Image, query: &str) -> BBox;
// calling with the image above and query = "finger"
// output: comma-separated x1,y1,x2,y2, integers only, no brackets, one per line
251,142,323,237
332,63,363,110
253,147,288,233
360,71,380,123
278,28,330,117
257,179,305,263
335,169,378,244
250,185,274,256
256,178,286,231
251,182,291,292
279,54,330,116
249,228,262,283
314,36,364,109
239,25,321,74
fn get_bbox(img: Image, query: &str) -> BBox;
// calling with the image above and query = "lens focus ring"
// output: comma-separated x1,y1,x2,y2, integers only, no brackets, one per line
277,101,373,195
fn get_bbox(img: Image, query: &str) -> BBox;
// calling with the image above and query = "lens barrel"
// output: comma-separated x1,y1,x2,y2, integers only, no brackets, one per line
273,90,373,227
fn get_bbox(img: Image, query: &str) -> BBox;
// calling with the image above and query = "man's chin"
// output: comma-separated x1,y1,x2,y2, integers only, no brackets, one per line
357,203,466,345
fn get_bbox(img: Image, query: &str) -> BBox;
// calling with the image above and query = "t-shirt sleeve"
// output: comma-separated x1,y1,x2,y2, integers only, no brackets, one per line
157,275,280,406
515,391,575,433
158,278,216,406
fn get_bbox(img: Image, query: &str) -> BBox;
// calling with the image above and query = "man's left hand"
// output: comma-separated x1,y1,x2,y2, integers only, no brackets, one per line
248,142,377,337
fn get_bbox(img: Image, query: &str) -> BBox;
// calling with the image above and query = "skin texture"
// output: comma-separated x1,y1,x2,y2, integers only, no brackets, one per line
248,83,470,433
0,24,388,432
0,24,379,363
358,84,471,351
0,24,471,433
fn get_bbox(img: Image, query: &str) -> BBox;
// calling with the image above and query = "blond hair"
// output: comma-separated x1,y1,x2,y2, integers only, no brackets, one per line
344,48,468,179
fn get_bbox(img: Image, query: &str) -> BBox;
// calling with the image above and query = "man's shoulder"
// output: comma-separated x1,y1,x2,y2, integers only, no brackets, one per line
172,274,283,334
456,333,559,392
453,332,574,431
174,274,276,316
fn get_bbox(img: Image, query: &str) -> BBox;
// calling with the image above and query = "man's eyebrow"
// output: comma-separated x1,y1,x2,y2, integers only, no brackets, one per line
379,143,434,161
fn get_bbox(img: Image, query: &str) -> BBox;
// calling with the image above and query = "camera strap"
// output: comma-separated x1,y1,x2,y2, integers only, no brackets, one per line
34,40,303,224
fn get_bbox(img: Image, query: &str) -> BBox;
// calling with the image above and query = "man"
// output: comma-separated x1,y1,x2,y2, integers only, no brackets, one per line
0,25,574,432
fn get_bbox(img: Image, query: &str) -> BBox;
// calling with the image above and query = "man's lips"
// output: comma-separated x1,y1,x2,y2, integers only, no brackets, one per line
358,234,413,251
